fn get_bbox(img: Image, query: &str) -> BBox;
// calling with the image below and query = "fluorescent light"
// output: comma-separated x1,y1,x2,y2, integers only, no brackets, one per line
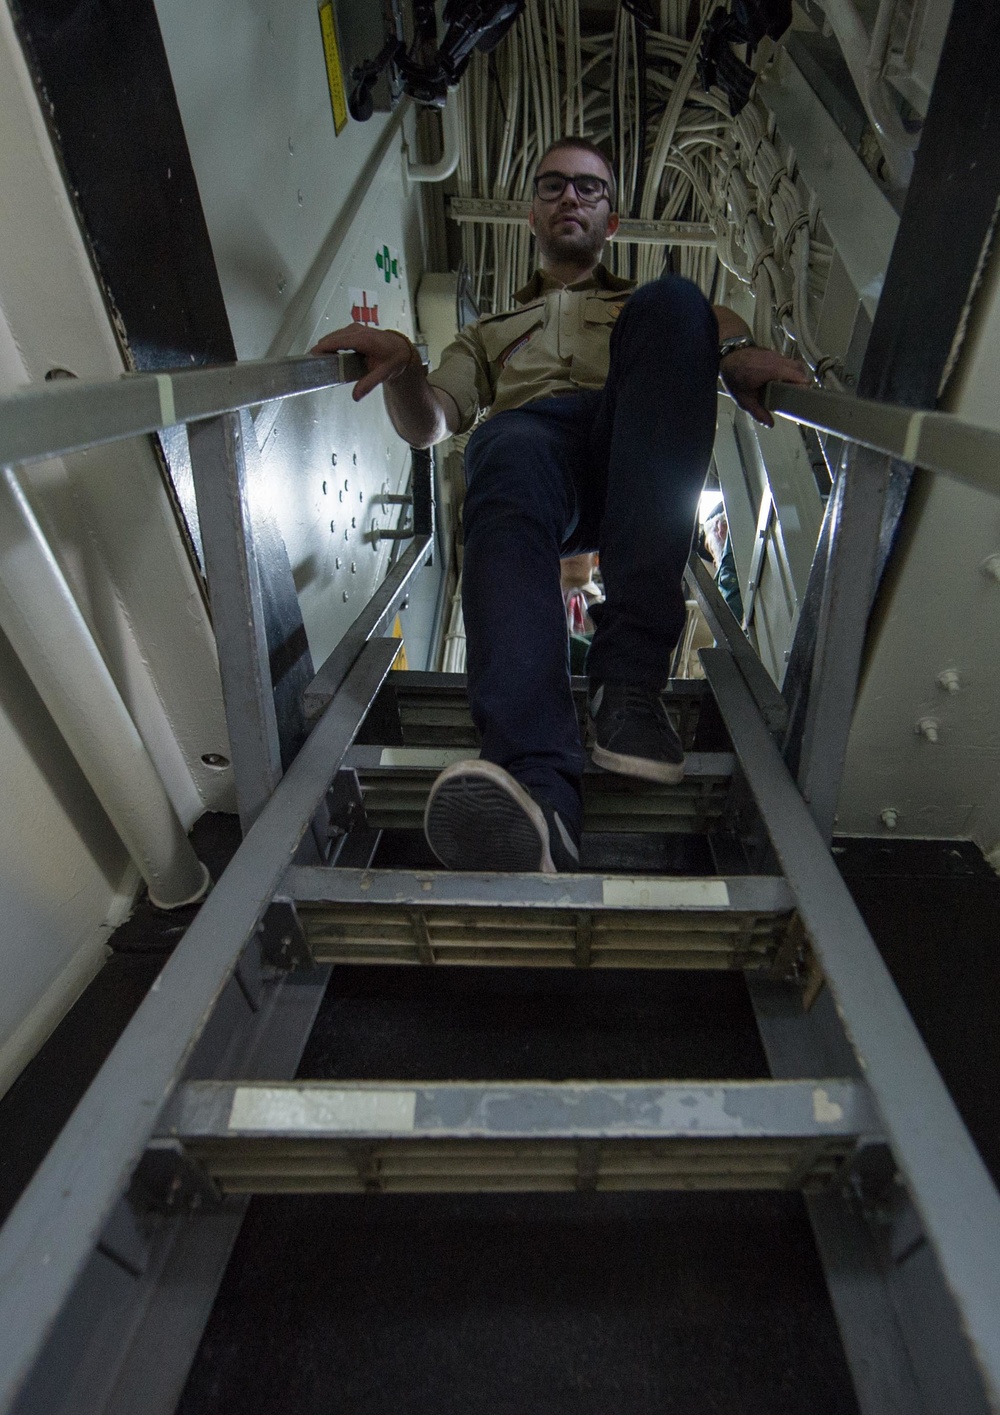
699,488,724,524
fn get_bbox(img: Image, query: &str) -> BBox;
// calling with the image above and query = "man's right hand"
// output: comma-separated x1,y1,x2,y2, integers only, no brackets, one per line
310,324,417,403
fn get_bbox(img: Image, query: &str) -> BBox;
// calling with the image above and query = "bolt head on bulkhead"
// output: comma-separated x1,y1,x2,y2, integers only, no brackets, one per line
915,717,940,744
982,554,1000,584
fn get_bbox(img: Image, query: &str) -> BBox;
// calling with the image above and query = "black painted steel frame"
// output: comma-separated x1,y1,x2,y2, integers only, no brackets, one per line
778,0,1000,810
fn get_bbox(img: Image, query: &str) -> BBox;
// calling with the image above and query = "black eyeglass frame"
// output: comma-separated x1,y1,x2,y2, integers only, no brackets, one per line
532,171,614,207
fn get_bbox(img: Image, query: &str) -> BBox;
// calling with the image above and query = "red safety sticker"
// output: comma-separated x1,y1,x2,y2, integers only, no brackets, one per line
349,289,380,327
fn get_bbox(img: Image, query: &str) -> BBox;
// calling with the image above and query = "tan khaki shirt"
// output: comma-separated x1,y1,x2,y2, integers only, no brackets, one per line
426,264,636,435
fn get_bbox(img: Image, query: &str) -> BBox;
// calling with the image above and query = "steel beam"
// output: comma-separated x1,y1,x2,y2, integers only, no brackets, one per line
702,646,1000,1411
794,447,892,839
302,535,433,718
188,412,282,829
165,1078,876,1142
0,637,399,1415
156,1077,877,1195
749,978,990,1415
342,745,733,776
285,866,788,912
684,555,788,735
346,751,733,837
446,197,716,246
775,0,1000,802
11,962,331,1415
284,866,794,970
750,977,927,1415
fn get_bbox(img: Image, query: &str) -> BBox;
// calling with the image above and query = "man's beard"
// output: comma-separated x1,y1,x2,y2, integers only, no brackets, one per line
535,218,607,267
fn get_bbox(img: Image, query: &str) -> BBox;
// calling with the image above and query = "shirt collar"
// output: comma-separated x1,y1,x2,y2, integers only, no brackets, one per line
513,263,635,305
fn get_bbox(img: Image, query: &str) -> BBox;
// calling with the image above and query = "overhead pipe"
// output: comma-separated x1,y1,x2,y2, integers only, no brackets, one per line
816,0,916,186
0,464,210,909
406,91,461,183
863,0,921,152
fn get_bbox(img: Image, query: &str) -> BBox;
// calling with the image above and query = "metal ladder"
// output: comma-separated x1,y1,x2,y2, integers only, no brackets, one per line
0,357,999,1415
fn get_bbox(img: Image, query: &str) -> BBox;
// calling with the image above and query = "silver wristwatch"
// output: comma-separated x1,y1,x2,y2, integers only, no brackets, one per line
719,334,757,360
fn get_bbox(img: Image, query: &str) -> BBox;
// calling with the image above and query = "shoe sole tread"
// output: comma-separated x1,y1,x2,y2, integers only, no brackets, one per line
425,763,555,873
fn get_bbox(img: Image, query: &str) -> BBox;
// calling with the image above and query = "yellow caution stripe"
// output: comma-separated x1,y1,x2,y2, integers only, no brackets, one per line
318,2,348,135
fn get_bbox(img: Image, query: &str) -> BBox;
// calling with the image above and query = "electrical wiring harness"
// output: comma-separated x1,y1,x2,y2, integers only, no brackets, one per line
452,0,838,381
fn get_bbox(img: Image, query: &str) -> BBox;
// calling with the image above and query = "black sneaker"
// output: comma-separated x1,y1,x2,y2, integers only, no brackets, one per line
424,760,581,873
588,681,685,784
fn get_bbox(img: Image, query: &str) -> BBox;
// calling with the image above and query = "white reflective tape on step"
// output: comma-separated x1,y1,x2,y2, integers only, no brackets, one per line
155,373,176,427
601,878,730,909
902,410,926,465
812,1087,844,1124
379,747,476,767
228,1087,417,1133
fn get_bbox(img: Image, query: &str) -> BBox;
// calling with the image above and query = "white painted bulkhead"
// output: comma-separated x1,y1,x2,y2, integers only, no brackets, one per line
836,244,1000,853
0,0,435,1094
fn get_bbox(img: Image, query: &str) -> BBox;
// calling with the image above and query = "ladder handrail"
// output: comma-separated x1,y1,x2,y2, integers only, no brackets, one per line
0,637,400,1414
1,353,997,495
703,646,1000,1410
0,351,366,468
765,381,1000,493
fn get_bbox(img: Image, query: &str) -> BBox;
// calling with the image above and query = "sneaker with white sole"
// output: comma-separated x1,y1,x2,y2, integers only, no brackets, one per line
424,760,581,874
588,681,685,785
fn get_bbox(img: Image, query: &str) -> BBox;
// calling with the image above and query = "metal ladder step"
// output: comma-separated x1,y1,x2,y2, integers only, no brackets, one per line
283,867,800,969
356,672,710,750
153,1078,876,1196
342,747,735,834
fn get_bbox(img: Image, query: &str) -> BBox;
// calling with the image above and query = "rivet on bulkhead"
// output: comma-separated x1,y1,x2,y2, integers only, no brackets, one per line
915,717,939,744
982,554,1000,584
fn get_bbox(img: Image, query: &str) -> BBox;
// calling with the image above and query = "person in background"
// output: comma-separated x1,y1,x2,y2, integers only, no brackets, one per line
703,503,744,623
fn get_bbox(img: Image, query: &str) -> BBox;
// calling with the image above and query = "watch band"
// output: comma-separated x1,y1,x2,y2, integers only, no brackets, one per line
719,334,757,359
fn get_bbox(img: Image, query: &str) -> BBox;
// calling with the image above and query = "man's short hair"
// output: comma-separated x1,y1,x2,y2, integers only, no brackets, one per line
534,137,617,211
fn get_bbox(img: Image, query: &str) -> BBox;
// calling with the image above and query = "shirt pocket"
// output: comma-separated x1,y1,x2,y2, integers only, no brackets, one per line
479,306,544,366
583,296,628,326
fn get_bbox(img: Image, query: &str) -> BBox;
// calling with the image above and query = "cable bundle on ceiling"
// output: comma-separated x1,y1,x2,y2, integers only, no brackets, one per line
456,0,731,310
453,0,836,379
716,96,836,378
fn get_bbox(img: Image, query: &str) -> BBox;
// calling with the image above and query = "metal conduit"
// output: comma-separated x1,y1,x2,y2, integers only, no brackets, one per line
406,91,461,182
0,465,210,909
815,0,916,185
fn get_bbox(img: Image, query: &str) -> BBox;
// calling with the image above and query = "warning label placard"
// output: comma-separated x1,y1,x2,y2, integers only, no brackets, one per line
318,2,348,135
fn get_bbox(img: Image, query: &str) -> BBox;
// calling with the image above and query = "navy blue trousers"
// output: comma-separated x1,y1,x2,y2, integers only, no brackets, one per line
462,275,719,831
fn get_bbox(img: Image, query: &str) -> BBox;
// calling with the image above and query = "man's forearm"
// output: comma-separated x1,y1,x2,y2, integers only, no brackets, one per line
712,305,752,343
382,363,455,448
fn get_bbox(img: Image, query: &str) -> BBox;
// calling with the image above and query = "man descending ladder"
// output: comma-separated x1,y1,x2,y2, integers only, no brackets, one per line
313,134,807,873
2,126,1000,1414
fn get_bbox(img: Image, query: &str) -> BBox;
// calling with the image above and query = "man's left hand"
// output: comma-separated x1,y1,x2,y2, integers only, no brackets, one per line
720,347,811,427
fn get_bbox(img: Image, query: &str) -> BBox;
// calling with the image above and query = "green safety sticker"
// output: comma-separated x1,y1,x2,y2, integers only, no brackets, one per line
318,2,348,135
375,244,401,284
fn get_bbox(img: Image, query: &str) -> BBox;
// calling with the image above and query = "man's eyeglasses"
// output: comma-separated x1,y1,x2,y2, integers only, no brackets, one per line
533,171,612,206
